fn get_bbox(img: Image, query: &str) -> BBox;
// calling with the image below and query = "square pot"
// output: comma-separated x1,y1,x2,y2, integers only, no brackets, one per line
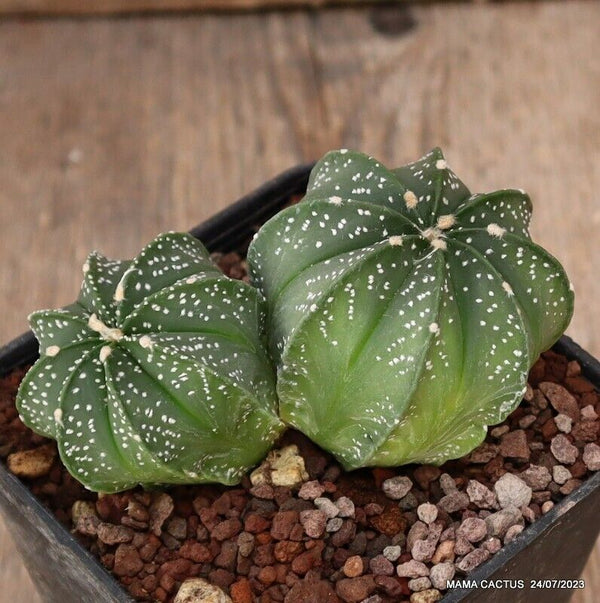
1,164,599,603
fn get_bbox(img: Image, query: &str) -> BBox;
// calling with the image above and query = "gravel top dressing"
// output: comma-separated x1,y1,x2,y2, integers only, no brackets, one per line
1,251,597,603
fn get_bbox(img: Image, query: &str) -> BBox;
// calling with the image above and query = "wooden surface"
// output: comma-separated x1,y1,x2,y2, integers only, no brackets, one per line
0,0,393,17
0,2,599,601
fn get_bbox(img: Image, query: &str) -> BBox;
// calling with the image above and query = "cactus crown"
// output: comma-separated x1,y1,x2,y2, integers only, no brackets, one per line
16,232,283,492
248,148,574,470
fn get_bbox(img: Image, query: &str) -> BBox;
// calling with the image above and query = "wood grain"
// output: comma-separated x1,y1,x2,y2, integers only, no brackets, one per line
0,0,392,16
0,2,599,601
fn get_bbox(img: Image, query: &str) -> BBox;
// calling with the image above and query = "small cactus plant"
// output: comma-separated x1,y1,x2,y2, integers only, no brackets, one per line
16,232,283,492
248,148,574,470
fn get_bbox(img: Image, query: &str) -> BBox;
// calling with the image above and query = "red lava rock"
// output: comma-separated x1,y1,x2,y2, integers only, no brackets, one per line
127,500,150,523
244,513,271,534
335,575,376,603
291,542,324,575
149,493,174,536
539,382,580,421
274,540,304,563
257,565,277,585
285,576,341,603
212,518,242,541
113,544,144,577
166,516,188,540
179,541,213,563
160,558,192,580
253,543,275,567
499,430,530,461
466,443,498,464
230,577,254,603
270,510,298,540
571,420,599,442
369,506,406,536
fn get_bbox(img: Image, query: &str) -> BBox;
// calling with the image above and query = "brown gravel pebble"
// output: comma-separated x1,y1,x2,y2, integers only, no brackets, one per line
97,522,135,545
409,589,442,603
6,443,56,478
541,501,555,514
213,519,242,542
335,496,355,518
583,443,600,471
369,554,395,576
504,524,525,544
397,560,429,578
494,473,532,508
456,548,491,572
499,430,530,460
431,540,455,564
539,382,580,421
298,480,325,500
113,544,144,577
416,503,438,525
230,578,253,603
518,465,552,491
437,491,469,513
149,493,174,536
484,506,524,538
342,555,364,578
456,517,487,543
454,537,474,556
550,434,579,464
314,497,340,519
429,562,455,590
482,537,502,554
411,539,437,563
335,575,376,602
466,480,498,509
299,509,327,538
382,476,413,500
270,510,297,540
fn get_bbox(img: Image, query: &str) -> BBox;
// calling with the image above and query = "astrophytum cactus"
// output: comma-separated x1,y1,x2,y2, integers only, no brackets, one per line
248,148,574,470
16,233,283,492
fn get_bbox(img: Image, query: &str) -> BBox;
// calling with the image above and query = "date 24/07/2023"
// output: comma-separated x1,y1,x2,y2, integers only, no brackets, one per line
447,579,586,590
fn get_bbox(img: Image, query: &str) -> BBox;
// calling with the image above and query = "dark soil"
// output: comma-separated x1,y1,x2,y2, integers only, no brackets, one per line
1,251,599,603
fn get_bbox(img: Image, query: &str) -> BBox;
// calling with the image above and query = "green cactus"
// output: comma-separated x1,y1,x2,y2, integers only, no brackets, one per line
16,232,283,492
248,148,574,470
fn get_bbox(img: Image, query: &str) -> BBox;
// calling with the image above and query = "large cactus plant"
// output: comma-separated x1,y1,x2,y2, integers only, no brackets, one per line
16,233,283,492
248,148,574,470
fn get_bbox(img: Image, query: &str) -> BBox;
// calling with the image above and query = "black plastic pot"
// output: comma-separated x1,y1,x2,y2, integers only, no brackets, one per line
1,165,599,603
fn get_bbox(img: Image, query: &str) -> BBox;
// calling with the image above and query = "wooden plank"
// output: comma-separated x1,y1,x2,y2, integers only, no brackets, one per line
1,0,396,17
0,2,599,601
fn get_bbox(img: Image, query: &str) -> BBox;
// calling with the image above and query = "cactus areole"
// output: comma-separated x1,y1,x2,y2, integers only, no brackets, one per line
16,233,283,492
248,149,574,470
